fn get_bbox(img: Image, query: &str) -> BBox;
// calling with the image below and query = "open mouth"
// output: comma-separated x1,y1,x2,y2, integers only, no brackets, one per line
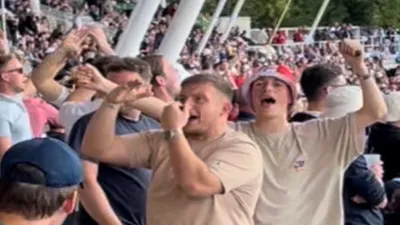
261,97,276,105
188,115,199,122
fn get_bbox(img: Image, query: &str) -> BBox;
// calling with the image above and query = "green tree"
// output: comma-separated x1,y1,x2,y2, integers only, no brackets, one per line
201,0,400,28
372,0,400,27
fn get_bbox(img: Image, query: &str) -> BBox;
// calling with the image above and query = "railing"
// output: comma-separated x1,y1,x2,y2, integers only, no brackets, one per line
266,35,400,52
249,35,399,68
40,5,118,39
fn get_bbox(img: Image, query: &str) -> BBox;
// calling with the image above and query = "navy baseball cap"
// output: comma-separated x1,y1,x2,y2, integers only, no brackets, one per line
1,138,82,188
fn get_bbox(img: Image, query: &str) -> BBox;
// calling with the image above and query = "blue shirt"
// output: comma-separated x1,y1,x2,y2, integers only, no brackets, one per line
68,112,159,225
0,94,32,144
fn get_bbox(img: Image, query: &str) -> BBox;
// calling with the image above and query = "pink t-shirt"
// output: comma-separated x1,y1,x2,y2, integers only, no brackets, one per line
23,97,61,138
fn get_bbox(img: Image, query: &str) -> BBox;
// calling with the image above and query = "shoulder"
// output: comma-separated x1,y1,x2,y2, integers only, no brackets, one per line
293,114,353,133
228,121,253,133
222,129,262,156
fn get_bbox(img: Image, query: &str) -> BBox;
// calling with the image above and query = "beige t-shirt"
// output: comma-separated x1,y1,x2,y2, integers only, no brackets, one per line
234,114,363,225
127,128,263,225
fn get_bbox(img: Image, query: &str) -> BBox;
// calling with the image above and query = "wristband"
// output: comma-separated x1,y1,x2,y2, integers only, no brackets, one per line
164,129,183,140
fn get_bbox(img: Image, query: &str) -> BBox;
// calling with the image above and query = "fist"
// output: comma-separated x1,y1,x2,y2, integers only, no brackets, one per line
160,102,189,130
339,39,364,67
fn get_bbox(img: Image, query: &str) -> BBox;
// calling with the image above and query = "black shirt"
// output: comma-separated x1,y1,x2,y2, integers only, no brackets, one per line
367,123,400,181
68,113,160,225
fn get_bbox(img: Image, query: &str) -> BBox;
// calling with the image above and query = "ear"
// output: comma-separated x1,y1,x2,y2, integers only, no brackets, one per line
0,73,9,82
154,75,166,87
229,103,239,119
321,86,332,99
221,102,233,116
61,190,78,215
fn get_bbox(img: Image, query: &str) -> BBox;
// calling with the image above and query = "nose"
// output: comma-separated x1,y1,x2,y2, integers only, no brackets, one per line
261,81,274,93
184,98,195,108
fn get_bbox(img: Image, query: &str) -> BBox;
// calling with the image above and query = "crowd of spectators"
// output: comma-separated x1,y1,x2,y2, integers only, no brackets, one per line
0,1,399,225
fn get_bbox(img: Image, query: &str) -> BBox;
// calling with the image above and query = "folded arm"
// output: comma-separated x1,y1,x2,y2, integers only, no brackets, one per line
346,156,387,208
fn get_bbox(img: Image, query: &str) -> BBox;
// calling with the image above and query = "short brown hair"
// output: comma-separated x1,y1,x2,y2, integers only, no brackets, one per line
300,63,342,101
141,55,164,84
0,164,76,220
0,54,14,71
181,73,234,101
106,57,152,82
89,55,120,76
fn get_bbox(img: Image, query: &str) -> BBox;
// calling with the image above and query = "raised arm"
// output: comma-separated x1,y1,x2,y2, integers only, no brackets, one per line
81,82,154,168
31,30,88,104
339,40,387,132
74,65,168,120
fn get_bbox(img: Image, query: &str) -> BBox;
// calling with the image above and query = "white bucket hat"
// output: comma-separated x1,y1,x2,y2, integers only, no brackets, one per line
383,91,400,122
320,85,363,118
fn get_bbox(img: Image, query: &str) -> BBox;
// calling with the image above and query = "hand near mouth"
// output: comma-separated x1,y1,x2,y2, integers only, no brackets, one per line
161,102,191,130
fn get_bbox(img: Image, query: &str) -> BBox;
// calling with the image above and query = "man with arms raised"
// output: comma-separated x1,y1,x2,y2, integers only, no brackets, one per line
69,58,159,225
82,74,263,225
237,40,387,225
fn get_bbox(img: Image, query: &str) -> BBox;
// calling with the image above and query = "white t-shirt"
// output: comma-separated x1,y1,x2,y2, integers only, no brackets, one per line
59,99,103,140
50,86,103,140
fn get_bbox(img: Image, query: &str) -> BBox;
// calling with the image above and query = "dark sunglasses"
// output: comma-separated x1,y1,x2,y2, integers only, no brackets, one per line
1,68,24,74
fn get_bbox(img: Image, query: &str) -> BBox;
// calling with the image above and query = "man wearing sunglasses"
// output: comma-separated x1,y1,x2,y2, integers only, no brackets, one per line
0,53,32,159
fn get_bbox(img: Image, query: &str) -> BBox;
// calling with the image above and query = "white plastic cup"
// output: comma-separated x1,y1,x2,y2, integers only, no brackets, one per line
364,154,381,167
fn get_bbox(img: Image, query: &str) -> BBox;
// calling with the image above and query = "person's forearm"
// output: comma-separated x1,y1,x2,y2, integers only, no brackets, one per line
31,48,69,101
32,47,69,84
97,79,167,120
167,134,212,194
130,97,167,120
81,101,120,158
354,176,386,205
354,64,387,120
65,88,96,103
99,44,115,55
79,183,122,225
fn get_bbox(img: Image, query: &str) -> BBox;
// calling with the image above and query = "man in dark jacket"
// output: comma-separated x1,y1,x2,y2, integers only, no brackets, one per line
367,92,400,181
343,156,387,225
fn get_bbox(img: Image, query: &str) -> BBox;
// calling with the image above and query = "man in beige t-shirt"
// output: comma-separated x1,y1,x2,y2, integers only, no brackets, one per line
82,74,263,225
236,40,387,225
